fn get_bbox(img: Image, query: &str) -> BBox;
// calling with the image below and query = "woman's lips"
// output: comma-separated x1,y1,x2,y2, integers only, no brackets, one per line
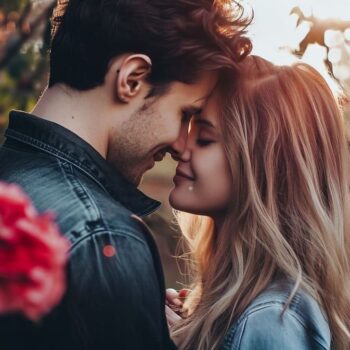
173,168,195,183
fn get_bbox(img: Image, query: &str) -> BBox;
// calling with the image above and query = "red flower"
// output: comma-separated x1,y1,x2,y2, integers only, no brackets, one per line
0,182,70,321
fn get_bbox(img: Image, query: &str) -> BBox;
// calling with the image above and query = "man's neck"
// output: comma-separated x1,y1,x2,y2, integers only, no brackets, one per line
32,85,109,158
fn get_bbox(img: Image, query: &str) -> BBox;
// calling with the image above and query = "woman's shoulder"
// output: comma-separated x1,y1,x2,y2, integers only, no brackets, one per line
220,279,331,350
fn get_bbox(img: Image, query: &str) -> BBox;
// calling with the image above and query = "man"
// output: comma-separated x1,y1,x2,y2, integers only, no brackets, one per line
0,0,251,349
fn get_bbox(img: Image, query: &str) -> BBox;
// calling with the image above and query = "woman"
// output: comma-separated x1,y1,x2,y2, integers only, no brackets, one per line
166,56,350,349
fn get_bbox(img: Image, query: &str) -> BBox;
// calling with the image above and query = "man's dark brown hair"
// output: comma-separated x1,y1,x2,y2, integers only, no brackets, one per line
49,0,252,92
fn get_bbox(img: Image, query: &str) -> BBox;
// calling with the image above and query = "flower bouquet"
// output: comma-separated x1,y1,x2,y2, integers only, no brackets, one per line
0,182,70,321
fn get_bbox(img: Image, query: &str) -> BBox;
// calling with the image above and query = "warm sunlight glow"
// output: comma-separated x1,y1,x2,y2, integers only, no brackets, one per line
328,48,342,64
246,0,298,64
246,0,350,95
299,0,350,21
325,30,345,48
344,28,350,41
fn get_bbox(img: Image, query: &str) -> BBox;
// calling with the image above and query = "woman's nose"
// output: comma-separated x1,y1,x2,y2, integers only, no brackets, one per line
175,147,191,162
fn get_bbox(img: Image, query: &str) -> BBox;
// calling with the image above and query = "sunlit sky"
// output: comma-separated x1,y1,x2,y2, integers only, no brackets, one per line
244,0,350,92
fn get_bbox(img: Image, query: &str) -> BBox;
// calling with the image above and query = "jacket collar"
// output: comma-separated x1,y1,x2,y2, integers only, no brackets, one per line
5,111,161,217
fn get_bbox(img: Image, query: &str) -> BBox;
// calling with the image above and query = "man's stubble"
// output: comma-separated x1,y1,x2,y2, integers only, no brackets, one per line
106,98,161,185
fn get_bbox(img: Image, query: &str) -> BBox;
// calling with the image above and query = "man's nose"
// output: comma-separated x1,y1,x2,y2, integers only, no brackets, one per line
169,124,189,160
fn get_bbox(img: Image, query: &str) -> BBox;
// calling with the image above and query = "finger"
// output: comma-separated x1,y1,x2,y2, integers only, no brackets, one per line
166,288,182,306
166,288,179,299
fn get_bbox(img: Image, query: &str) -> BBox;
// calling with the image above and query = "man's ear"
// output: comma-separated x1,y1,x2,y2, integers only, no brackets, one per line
114,54,152,103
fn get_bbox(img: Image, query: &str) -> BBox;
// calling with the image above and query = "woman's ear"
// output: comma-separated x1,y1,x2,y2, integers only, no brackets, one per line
114,54,152,103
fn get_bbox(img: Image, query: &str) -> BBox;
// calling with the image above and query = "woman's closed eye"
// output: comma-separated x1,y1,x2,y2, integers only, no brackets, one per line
196,138,215,147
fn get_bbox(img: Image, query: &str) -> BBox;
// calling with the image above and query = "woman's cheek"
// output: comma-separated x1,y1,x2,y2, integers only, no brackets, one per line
192,148,232,210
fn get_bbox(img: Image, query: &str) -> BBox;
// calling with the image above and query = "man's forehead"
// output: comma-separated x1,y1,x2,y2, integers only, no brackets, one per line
194,95,209,105
161,71,217,111
170,71,218,96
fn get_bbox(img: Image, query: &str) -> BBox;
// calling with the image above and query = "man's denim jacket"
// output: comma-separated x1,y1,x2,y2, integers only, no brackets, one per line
0,111,176,350
220,279,331,350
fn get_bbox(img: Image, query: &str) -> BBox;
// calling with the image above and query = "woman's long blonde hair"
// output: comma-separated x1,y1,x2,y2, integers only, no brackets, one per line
171,56,350,349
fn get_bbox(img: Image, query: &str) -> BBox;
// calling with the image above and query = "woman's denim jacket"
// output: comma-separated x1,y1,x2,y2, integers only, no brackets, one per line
220,279,331,350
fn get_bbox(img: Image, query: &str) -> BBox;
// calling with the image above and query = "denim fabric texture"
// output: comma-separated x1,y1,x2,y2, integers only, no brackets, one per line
0,111,176,350
220,279,331,350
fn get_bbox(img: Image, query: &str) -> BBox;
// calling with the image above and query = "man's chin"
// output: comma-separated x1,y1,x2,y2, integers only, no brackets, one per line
114,163,150,187
129,167,149,187
114,166,142,187
133,173,144,187
134,162,157,186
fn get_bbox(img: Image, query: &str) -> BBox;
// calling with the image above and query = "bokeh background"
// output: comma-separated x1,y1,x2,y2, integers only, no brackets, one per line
1,0,350,289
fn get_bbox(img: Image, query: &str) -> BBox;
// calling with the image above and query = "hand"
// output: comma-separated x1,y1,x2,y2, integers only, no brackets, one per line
165,288,191,328
166,288,183,311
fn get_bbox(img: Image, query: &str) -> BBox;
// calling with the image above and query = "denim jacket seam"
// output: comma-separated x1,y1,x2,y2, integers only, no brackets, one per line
235,317,249,350
243,302,307,327
287,312,328,349
69,228,148,252
236,300,286,325
224,316,248,350
287,293,306,327
2,142,44,155
289,293,329,348
71,163,102,222
6,130,108,195
57,159,148,250
57,160,102,222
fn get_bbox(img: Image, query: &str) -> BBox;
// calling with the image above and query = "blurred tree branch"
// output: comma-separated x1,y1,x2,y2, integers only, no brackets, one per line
0,0,57,137
0,0,55,70
291,6,350,84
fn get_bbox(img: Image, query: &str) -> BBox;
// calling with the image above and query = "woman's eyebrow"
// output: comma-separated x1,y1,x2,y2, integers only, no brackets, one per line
194,117,215,128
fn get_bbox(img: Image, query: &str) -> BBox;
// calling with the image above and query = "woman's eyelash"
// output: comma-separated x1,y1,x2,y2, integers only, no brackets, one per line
196,139,214,146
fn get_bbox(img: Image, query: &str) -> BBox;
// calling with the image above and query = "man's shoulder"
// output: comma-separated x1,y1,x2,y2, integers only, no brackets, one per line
0,144,151,246
68,203,153,252
63,171,152,245
54,173,152,249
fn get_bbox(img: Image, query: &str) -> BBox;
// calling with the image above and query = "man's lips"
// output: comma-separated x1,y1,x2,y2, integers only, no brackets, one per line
175,168,194,181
